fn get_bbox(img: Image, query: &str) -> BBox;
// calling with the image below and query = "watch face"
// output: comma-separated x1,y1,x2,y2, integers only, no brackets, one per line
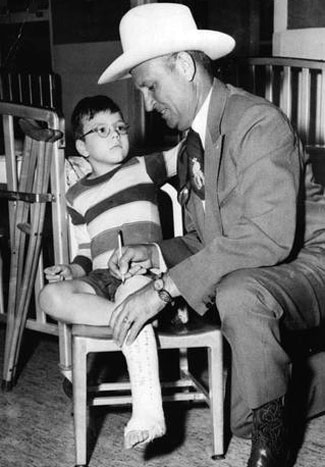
158,289,173,304
154,278,164,291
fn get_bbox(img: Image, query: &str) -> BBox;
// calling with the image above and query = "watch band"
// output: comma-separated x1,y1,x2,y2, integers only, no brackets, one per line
153,274,175,305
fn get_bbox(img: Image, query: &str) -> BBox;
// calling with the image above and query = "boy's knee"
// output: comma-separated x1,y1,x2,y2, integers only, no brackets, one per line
39,283,51,310
39,282,62,311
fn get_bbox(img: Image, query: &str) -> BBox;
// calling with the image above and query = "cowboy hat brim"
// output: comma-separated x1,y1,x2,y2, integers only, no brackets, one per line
98,30,235,84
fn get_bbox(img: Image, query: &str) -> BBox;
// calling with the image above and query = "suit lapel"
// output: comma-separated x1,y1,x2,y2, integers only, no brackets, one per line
204,80,229,243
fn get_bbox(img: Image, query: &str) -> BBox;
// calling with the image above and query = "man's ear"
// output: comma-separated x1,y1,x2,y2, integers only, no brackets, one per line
176,51,196,82
75,139,89,158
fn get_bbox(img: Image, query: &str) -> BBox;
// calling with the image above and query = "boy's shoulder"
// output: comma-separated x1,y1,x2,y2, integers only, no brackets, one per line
65,156,92,188
66,176,88,203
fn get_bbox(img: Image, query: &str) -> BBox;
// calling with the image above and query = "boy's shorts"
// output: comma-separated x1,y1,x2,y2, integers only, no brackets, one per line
79,268,121,301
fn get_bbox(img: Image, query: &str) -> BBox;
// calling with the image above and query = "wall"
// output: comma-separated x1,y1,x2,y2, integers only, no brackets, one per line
273,0,325,59
52,41,132,155
49,0,139,154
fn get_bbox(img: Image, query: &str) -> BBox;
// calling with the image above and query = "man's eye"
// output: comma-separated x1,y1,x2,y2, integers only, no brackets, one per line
148,84,155,92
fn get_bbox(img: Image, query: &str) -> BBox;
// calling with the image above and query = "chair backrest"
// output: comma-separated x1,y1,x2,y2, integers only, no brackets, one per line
220,57,325,148
0,70,61,111
161,183,183,237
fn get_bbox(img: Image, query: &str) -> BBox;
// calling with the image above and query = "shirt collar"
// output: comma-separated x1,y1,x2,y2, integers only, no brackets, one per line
191,86,213,149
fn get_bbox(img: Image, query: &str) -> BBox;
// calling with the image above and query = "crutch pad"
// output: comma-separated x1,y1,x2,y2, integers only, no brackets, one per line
19,118,63,143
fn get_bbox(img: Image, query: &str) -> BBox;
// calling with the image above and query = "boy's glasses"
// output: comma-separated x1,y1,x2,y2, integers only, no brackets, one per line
81,122,129,139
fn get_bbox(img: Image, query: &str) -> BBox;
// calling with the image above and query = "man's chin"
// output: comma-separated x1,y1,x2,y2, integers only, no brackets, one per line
163,116,178,130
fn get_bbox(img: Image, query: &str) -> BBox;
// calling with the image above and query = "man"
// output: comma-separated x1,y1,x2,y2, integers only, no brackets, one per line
98,3,325,466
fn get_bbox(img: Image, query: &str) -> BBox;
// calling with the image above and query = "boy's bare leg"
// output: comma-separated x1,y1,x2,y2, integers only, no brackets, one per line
39,275,165,449
39,279,116,325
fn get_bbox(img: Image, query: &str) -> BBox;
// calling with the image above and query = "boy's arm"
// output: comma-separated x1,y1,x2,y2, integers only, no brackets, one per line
67,204,93,274
144,142,181,185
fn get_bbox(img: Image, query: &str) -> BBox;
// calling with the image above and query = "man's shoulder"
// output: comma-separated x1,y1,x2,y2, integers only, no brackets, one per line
226,84,274,111
222,84,284,130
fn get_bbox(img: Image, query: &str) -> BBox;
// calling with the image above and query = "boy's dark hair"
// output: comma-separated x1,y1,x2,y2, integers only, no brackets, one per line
71,95,122,140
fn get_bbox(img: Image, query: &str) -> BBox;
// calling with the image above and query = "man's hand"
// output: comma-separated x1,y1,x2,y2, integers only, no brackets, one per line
108,243,158,280
110,280,165,346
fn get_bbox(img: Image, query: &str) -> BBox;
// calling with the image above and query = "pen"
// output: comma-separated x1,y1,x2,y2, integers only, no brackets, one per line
117,230,125,283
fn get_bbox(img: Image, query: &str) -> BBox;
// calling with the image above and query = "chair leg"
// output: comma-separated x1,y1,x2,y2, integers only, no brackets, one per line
208,334,225,459
73,336,88,467
0,243,4,316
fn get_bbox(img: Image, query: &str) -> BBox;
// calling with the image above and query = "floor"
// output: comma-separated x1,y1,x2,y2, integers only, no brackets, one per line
0,325,324,467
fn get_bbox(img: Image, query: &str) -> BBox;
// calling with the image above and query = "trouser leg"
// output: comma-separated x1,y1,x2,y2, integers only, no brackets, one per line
215,259,325,436
216,268,290,411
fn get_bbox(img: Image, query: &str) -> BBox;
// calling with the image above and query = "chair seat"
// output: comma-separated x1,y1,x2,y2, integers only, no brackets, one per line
72,318,219,340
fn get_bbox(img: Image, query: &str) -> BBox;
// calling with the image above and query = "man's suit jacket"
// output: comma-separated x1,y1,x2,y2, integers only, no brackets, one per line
159,78,325,315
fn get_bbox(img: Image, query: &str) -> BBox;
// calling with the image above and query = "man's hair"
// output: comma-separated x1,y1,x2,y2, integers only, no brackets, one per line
71,95,122,140
165,50,213,77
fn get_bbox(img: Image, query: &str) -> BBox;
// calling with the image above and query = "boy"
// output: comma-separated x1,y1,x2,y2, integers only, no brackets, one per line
39,95,178,450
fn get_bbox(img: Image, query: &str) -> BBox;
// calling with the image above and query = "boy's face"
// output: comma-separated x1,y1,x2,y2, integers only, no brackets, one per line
76,110,129,175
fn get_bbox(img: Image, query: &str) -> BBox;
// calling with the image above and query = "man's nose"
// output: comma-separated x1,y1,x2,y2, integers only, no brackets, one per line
142,91,155,112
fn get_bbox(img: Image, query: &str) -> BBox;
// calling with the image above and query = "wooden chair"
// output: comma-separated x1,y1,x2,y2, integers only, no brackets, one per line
70,183,225,466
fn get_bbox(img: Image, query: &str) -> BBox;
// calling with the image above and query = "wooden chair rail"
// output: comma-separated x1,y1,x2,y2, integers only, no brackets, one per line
219,56,325,147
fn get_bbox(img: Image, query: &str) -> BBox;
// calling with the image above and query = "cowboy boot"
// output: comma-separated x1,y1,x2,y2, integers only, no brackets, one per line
247,396,289,467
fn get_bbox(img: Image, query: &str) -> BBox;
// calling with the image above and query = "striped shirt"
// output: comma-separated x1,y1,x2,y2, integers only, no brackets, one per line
66,151,177,272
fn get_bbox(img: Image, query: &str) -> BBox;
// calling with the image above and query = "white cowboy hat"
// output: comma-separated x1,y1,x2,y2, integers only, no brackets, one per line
98,3,235,84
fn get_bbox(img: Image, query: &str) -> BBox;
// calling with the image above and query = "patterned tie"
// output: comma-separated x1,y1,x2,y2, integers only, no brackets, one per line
177,128,205,205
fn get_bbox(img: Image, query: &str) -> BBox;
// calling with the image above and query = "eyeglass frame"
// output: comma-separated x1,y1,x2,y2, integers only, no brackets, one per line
81,122,130,139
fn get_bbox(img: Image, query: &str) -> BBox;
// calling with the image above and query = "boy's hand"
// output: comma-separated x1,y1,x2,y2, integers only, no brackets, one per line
44,264,74,283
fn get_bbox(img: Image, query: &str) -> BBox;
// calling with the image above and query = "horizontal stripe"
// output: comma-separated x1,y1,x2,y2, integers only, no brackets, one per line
86,184,158,223
67,205,85,225
91,222,162,263
88,200,161,238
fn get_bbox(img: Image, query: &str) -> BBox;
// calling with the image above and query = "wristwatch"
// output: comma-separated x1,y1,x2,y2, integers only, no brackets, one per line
153,274,175,305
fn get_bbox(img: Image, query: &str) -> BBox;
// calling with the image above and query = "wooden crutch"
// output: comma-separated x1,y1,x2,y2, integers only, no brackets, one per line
2,135,37,383
1,119,62,389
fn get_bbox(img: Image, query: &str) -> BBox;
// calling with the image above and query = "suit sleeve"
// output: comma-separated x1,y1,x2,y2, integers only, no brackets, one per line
164,105,302,314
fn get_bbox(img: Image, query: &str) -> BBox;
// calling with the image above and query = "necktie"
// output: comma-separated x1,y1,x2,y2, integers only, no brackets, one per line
177,128,205,205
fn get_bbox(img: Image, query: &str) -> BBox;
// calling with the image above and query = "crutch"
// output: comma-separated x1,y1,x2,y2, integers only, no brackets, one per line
2,119,62,389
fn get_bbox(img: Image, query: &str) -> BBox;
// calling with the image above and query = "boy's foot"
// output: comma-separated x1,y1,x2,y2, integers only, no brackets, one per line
124,416,166,450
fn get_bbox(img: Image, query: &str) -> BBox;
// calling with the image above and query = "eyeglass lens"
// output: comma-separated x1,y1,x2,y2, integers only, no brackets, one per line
95,123,129,138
